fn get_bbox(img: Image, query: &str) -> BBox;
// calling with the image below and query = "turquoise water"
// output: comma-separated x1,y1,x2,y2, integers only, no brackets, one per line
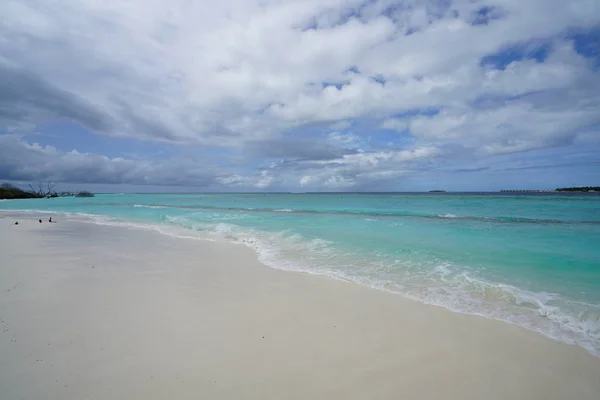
3,192,600,355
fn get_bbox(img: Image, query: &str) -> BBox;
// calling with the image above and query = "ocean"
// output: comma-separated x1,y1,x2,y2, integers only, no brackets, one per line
2,192,600,356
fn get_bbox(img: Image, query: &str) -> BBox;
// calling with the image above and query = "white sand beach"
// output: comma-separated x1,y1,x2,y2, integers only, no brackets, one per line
1,213,599,400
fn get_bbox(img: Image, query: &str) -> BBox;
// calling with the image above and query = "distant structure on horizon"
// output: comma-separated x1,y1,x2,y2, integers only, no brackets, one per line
501,187,599,193
555,186,599,192
500,189,556,192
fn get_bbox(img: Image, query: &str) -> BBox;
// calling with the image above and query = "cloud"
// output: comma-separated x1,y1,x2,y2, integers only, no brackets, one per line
0,134,291,190
0,134,217,186
285,145,442,190
246,135,358,161
0,0,599,189
328,132,361,148
218,170,280,189
0,61,115,133
380,118,409,132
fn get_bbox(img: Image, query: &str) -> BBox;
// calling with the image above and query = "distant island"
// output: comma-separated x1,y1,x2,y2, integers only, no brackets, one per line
555,186,599,192
500,189,555,192
429,190,447,193
500,186,599,193
0,182,94,199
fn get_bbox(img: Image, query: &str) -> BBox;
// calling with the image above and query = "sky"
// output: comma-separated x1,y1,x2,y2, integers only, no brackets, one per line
1,0,599,192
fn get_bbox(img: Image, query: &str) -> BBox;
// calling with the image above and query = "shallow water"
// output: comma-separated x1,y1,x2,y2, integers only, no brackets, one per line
3,192,600,355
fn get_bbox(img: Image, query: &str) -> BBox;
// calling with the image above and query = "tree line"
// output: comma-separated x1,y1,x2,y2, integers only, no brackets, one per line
555,186,599,192
0,182,94,199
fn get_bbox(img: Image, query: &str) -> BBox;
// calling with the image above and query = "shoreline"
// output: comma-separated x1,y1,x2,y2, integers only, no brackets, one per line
2,210,599,358
2,212,600,398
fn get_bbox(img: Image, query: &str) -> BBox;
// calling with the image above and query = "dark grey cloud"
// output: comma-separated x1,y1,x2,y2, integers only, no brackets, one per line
0,134,217,187
109,96,180,142
453,167,491,173
0,62,252,145
500,159,600,171
0,63,115,133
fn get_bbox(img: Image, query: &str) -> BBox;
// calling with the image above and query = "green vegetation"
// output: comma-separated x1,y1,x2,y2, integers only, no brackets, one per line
0,183,39,199
0,182,95,199
556,186,600,192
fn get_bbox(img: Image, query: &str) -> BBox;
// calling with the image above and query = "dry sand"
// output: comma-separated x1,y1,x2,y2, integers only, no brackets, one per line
1,213,599,399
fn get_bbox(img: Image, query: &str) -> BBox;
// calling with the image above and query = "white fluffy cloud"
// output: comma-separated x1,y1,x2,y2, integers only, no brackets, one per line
1,0,599,189
217,170,279,189
294,146,441,189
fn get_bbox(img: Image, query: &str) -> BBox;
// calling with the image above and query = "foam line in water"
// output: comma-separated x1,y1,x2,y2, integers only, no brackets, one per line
162,214,600,357
438,213,458,218
133,204,167,209
92,202,600,224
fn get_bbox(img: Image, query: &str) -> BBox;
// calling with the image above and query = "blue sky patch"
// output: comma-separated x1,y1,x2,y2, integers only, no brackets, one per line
481,40,552,69
567,26,600,66
470,6,505,26
390,108,441,119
